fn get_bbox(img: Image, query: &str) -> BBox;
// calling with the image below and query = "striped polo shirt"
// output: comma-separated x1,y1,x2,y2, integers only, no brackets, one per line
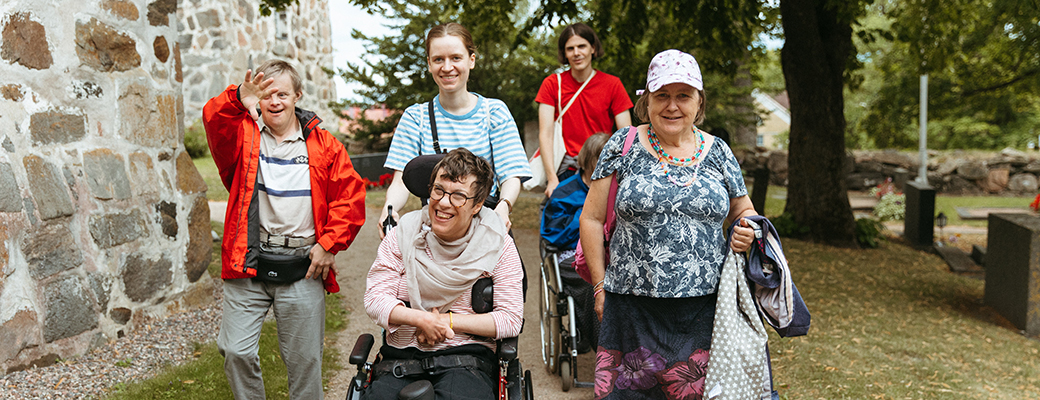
384,94,532,193
257,121,314,239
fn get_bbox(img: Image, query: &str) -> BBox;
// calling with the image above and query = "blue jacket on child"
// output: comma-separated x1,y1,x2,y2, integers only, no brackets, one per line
540,172,589,250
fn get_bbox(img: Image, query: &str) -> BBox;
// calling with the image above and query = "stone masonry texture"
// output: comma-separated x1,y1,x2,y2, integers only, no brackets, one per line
1,12,53,70
43,275,99,343
0,0,338,375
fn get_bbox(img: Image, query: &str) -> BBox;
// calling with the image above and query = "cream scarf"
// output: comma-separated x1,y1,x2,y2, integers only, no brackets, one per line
397,206,507,312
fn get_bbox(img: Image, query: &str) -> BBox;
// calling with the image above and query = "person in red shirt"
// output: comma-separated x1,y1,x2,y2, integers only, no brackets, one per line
535,23,634,196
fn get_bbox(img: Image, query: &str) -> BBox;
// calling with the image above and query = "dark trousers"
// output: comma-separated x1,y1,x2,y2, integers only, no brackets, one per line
362,345,497,400
363,367,495,400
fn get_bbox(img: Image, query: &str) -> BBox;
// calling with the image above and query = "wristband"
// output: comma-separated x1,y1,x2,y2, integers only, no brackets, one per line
594,288,604,297
449,311,454,330
501,198,513,215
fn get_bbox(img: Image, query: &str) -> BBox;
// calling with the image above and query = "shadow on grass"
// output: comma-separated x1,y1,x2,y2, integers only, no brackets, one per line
771,238,1040,399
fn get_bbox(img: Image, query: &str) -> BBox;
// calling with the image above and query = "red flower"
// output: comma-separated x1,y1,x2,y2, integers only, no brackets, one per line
1031,193,1040,212
594,347,622,400
655,349,710,400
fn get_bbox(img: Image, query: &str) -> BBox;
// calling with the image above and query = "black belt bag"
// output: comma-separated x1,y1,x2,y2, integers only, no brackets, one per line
253,252,310,283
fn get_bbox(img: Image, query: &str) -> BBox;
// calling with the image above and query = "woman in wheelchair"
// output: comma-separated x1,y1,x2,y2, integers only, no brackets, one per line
363,148,524,399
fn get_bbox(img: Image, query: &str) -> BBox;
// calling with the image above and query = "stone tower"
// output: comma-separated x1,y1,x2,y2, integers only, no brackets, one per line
177,0,339,128
0,0,212,373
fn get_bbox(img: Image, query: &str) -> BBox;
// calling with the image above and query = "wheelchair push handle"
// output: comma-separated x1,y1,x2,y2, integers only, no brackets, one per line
382,205,397,235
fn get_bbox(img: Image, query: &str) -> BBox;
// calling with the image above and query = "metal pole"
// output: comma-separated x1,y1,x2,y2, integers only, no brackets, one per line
917,74,928,184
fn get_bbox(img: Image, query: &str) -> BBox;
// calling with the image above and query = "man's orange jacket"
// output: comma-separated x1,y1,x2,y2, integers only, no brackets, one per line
203,85,366,293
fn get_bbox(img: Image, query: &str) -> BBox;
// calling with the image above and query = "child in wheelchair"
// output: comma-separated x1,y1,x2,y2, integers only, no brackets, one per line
360,148,525,400
540,133,610,354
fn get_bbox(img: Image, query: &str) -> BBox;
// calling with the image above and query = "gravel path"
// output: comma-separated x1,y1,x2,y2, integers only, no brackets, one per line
0,285,224,400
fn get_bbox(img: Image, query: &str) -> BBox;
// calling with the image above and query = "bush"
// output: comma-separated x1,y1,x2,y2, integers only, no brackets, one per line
772,213,809,237
873,192,906,221
184,119,210,158
855,217,885,248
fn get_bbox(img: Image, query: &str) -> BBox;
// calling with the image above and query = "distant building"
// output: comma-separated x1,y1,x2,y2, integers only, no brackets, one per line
752,89,791,149
339,104,397,135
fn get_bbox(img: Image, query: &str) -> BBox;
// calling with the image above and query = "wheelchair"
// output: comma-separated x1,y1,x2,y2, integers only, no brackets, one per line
345,153,533,400
344,288,533,400
537,240,595,391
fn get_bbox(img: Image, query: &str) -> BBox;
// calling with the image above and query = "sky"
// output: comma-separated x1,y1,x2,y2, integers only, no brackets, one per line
328,2,394,103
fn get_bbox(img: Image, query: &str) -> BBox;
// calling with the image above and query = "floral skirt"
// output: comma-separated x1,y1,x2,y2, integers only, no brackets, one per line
595,291,716,400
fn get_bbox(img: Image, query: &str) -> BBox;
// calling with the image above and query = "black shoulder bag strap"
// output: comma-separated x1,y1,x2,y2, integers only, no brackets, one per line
429,100,442,154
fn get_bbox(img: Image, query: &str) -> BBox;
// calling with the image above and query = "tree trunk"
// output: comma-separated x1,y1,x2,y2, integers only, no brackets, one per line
779,0,857,247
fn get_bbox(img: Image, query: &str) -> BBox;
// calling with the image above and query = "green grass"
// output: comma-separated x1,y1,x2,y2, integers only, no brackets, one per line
105,292,347,400
934,195,1035,227
771,238,1040,399
747,183,1034,228
105,222,349,399
193,156,229,201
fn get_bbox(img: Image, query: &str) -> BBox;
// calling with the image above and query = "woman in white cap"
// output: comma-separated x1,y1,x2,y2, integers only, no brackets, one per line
579,49,758,399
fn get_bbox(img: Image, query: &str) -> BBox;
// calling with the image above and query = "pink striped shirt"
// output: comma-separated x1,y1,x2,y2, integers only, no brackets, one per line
364,228,524,352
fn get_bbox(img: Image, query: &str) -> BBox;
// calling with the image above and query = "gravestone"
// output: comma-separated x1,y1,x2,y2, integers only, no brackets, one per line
984,213,1040,336
903,181,935,246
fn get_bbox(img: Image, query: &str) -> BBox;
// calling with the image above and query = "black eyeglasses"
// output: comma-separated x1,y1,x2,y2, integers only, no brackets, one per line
430,185,477,208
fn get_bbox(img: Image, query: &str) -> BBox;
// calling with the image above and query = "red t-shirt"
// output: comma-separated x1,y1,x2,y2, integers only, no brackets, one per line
535,70,634,157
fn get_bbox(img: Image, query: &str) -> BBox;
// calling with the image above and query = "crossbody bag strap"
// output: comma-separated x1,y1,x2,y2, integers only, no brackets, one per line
557,70,596,123
428,100,442,154
604,126,639,239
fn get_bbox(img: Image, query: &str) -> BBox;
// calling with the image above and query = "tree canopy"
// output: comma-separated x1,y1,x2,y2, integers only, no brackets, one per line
858,0,1040,149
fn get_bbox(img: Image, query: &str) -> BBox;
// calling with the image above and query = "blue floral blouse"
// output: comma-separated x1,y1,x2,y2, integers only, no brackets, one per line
591,127,748,298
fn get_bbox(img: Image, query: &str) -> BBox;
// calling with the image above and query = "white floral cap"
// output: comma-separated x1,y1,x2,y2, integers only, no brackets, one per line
637,49,703,95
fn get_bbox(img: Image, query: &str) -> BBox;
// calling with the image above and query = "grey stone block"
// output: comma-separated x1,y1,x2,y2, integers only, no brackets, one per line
83,149,132,200
23,223,83,280
185,196,211,282
109,307,131,325
2,136,14,152
43,275,98,343
87,273,111,311
89,209,147,248
0,163,23,212
23,155,74,220
984,214,1040,336
122,253,172,302
30,110,85,145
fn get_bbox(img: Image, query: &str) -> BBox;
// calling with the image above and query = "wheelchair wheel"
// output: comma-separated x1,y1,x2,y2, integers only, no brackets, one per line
559,357,573,392
538,262,561,374
524,370,534,400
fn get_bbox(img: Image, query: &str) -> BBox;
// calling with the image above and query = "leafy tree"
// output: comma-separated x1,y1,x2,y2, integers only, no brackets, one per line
860,0,1040,149
336,0,557,143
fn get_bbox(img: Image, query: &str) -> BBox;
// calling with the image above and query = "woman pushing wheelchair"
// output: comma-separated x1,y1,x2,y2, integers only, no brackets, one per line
363,149,524,400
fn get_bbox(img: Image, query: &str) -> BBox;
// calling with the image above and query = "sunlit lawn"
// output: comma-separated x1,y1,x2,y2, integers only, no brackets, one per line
193,156,229,202
771,238,1040,399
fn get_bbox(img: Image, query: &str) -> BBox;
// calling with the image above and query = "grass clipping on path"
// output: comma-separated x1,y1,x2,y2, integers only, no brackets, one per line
772,239,1040,399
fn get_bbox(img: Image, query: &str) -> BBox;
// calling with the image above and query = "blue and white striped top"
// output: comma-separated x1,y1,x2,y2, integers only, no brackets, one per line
385,94,532,192
257,124,314,238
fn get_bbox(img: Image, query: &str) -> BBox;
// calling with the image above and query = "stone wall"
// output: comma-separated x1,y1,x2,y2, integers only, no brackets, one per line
176,0,338,127
0,0,212,374
737,148,1040,195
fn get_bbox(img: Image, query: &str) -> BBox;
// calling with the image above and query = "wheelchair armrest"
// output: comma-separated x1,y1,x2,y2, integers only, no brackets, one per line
349,333,375,365
497,336,519,361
